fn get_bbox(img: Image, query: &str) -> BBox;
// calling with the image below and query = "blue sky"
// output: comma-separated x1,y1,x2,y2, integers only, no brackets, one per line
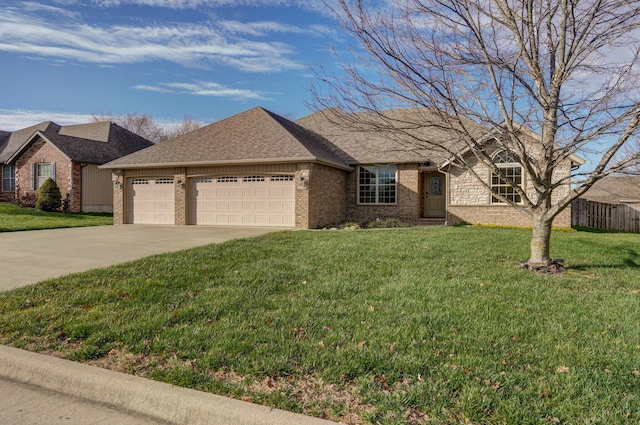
0,0,345,131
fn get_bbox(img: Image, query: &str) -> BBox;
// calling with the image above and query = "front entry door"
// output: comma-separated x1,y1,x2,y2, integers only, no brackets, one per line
424,172,446,218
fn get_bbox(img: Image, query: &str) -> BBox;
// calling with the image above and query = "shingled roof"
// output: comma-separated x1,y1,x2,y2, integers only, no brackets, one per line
296,108,489,165
581,175,640,204
0,122,58,163
102,107,351,169
1,121,153,165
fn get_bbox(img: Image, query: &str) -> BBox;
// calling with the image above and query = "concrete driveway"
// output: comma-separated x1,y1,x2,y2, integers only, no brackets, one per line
0,225,286,291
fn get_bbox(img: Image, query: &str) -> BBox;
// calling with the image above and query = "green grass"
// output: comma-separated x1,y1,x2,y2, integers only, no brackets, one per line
0,203,112,232
1,226,639,424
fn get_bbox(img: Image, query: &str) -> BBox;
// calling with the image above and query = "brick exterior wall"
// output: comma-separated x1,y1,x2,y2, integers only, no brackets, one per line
447,205,571,228
14,139,79,211
112,170,125,225
347,163,420,224
70,162,82,212
306,162,348,228
174,168,187,225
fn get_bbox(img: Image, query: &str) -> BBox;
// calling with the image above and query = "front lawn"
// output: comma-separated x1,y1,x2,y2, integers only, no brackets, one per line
0,203,112,232
0,227,638,424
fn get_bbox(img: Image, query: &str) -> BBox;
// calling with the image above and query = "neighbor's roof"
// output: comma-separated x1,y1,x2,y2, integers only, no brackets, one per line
581,175,640,204
101,107,352,170
2,121,154,165
0,122,58,163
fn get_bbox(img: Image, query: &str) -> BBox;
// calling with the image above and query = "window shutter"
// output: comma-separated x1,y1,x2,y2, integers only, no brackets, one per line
52,162,56,182
30,163,34,190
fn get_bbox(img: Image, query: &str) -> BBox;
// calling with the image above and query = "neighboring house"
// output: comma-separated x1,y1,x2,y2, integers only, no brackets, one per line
101,107,583,228
0,121,154,212
580,175,640,211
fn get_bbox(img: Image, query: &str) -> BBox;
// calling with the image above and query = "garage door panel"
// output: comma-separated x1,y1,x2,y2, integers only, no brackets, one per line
190,175,294,227
128,178,175,224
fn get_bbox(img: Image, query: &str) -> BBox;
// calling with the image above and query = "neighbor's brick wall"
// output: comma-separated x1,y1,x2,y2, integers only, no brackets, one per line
306,163,348,228
71,162,82,212
15,139,78,211
347,163,420,224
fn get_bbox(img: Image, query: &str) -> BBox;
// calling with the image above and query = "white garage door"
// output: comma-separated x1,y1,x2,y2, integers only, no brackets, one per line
127,178,175,224
190,175,295,227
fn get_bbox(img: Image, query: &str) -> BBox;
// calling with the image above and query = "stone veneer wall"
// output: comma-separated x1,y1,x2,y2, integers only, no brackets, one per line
447,153,575,228
347,163,420,224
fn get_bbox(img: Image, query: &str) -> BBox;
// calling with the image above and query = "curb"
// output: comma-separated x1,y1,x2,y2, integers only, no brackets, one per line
0,345,337,425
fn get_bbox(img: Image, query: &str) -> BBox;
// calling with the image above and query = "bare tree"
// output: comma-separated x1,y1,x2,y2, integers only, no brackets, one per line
159,117,203,143
91,113,202,143
312,0,640,267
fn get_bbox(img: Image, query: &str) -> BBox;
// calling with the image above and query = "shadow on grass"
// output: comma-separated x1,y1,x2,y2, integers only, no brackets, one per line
567,247,639,271
572,225,638,234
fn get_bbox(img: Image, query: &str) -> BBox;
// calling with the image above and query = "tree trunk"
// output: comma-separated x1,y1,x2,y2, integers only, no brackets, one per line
529,216,552,266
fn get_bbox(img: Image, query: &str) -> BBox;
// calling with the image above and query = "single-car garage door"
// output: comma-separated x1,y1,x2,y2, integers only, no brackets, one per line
127,178,175,224
190,175,295,227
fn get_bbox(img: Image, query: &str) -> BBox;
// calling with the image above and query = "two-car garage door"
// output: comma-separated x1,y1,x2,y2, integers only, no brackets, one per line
189,175,295,227
127,175,295,227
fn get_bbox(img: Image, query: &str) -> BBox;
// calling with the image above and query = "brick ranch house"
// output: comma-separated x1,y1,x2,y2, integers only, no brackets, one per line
0,121,153,212
101,107,584,228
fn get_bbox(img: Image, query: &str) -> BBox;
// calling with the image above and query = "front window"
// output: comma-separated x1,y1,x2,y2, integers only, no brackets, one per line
2,165,15,192
358,165,397,204
491,150,522,203
36,163,54,190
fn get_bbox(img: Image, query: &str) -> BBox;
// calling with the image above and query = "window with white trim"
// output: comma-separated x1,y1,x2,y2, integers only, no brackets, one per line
491,150,522,203
35,163,55,190
216,176,237,183
2,165,15,192
243,176,266,182
358,165,397,204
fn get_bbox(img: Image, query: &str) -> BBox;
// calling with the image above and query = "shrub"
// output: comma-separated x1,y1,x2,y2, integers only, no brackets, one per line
36,178,62,212
17,192,38,208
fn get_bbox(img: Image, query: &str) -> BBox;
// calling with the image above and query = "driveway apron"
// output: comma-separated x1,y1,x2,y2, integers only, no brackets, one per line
0,225,285,291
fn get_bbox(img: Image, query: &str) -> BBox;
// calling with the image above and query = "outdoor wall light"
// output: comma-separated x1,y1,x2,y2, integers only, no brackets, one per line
113,176,122,188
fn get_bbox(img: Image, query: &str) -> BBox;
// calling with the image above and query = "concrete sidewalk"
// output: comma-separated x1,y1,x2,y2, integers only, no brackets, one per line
0,345,337,425
0,225,286,291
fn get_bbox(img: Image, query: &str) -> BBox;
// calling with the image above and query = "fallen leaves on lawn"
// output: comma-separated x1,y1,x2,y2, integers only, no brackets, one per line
208,368,377,424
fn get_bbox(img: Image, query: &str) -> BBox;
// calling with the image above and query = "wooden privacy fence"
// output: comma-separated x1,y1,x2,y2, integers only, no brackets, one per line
571,198,640,233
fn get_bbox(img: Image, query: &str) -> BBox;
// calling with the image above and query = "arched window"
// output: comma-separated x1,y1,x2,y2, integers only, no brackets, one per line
491,150,522,203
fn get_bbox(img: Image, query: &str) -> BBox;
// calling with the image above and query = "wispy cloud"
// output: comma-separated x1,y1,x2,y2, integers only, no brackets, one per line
56,0,334,14
220,20,336,38
0,7,307,72
134,81,269,100
0,109,95,131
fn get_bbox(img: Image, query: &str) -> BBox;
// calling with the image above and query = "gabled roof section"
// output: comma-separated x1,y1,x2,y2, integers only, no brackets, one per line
0,122,59,163
297,108,485,165
102,107,351,170
3,121,154,165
